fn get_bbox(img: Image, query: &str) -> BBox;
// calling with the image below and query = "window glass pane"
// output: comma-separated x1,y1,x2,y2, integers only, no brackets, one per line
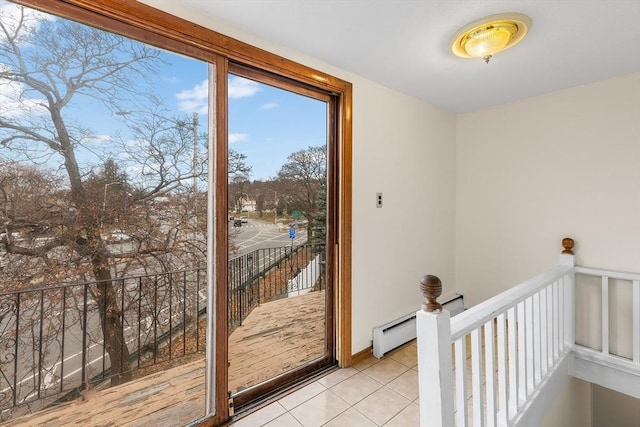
226,74,330,396
0,1,208,423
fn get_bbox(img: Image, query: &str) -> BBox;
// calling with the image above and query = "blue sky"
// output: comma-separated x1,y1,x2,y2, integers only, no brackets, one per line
0,0,327,182
227,76,327,180
65,52,328,181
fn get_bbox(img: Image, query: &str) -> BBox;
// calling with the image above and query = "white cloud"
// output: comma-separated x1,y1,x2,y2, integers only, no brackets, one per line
125,164,143,178
0,3,56,120
0,2,55,46
229,133,248,144
0,65,48,119
260,102,279,110
124,138,150,152
175,80,208,114
228,76,260,99
174,76,260,113
89,134,111,143
162,75,181,84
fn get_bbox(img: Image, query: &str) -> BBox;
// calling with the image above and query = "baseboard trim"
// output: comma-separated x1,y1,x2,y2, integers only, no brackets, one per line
350,346,372,366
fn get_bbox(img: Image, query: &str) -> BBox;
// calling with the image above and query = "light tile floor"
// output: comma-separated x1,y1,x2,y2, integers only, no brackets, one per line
229,341,419,427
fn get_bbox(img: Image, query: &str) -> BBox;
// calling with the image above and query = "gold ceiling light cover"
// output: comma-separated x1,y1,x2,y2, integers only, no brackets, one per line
450,13,531,63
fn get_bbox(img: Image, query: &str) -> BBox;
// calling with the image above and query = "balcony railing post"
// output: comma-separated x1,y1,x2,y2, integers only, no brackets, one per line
239,259,244,326
256,249,261,297
81,283,88,391
417,275,454,427
559,237,576,266
13,293,21,407
559,238,576,348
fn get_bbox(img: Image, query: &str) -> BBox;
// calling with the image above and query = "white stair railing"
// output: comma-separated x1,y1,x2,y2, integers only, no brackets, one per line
571,265,640,398
573,266,640,364
417,238,640,426
417,238,577,427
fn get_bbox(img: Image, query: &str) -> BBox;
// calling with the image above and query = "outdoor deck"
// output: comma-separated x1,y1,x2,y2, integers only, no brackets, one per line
2,290,326,427
230,290,326,393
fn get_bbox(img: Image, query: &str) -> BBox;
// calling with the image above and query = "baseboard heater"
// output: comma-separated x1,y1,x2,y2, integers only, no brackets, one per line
372,294,464,358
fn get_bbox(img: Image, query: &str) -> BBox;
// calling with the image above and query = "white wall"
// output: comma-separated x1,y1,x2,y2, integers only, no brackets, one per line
541,378,592,427
140,0,458,354
351,80,455,353
456,73,640,307
592,384,640,427
456,72,640,426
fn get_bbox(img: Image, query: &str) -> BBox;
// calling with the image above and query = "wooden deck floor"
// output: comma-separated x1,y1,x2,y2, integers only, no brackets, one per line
229,289,326,393
2,290,326,427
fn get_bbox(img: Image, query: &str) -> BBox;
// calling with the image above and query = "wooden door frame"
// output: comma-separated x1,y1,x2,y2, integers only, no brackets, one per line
13,1,352,425
225,62,339,412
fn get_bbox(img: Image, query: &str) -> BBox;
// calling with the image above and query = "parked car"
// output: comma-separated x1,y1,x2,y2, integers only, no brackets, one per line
240,216,248,223
106,229,133,242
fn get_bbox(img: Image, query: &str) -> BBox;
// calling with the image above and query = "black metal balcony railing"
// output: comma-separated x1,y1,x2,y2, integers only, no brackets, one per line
228,242,325,330
0,268,206,420
0,242,324,420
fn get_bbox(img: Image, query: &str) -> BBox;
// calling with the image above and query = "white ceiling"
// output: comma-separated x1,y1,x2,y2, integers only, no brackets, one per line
146,0,640,113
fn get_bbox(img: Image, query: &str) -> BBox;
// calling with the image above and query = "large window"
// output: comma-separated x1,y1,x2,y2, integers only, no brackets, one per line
2,1,352,425
0,0,210,421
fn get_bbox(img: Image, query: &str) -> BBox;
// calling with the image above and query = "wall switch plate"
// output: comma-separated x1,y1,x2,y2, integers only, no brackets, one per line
376,192,383,208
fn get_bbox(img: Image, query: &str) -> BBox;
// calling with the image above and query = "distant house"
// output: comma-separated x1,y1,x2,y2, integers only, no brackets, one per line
239,196,256,213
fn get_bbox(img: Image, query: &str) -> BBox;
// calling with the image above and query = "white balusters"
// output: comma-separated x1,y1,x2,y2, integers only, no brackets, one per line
553,280,559,360
573,267,640,368
634,280,640,365
496,313,508,426
559,274,566,350
525,296,534,394
471,328,484,426
455,338,468,427
507,306,518,416
546,285,554,368
517,300,527,405
602,276,609,355
484,320,496,427
533,292,541,383
540,287,548,375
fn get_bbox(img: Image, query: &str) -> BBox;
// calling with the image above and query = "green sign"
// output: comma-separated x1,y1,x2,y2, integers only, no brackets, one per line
292,210,301,218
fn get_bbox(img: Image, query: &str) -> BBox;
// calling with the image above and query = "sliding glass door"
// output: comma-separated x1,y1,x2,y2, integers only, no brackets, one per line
223,64,338,412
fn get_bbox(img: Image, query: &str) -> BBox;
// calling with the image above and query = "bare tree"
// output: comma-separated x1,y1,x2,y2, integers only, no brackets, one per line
228,149,252,214
0,4,205,385
276,145,327,238
0,160,65,287
229,149,252,179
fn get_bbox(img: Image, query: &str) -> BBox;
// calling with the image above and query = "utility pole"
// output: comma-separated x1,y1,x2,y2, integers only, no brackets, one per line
265,188,278,224
192,112,198,227
101,181,120,231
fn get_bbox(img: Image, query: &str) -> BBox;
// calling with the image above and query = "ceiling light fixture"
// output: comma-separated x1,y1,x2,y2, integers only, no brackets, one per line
450,12,531,63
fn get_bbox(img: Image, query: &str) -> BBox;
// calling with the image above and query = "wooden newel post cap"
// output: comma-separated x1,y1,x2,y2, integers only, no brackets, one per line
420,274,443,313
562,237,575,255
